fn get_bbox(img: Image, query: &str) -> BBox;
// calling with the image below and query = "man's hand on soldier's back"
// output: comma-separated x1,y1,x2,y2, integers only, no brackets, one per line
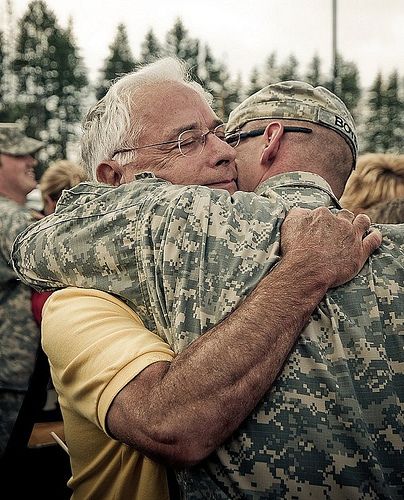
280,207,382,290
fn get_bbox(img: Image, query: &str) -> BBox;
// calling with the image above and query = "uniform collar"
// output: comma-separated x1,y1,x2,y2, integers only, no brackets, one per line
255,171,341,208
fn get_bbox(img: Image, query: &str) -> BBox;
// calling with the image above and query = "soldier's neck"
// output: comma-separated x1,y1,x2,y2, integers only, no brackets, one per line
0,187,26,205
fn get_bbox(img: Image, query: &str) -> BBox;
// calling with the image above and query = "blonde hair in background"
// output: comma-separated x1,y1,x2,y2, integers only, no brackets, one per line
39,160,87,203
340,153,404,213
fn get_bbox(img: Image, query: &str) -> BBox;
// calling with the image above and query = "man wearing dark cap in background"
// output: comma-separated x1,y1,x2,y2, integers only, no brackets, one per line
13,61,397,499
0,123,44,455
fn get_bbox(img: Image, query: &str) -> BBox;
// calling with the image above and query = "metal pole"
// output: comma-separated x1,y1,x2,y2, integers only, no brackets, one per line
332,0,337,92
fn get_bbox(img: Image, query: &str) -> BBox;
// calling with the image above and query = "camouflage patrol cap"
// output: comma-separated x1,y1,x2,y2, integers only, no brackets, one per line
227,81,358,162
0,123,44,156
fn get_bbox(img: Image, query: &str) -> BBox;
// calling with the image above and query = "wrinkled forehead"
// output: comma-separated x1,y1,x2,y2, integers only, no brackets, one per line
133,81,217,129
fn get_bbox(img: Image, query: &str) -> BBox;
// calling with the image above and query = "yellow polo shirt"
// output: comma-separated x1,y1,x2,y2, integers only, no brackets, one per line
42,287,175,499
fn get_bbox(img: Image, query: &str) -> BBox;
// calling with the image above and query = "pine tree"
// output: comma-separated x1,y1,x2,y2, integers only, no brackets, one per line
338,57,361,117
261,52,279,86
139,29,162,65
278,54,299,81
164,18,199,80
0,0,21,122
14,0,60,141
196,44,239,121
0,30,8,121
198,45,240,121
96,23,137,100
52,22,88,158
222,74,242,121
13,0,88,165
362,72,385,153
305,54,323,87
197,44,221,96
163,19,241,118
384,70,403,153
246,67,262,97
325,55,361,118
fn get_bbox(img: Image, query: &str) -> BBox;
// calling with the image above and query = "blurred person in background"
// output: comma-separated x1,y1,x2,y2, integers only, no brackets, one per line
340,152,404,215
2,155,86,497
30,159,87,417
0,123,43,455
39,159,88,217
29,158,87,441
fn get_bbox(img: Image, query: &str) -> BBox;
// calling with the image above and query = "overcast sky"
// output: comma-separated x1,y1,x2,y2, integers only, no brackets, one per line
7,0,404,88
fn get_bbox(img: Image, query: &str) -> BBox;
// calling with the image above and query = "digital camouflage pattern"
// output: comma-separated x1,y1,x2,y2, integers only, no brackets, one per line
0,123,43,156
12,173,286,345
12,172,404,499
0,196,40,454
226,81,358,165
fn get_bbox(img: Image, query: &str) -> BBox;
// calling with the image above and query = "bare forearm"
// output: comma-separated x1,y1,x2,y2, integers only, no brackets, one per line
110,208,380,465
109,254,328,465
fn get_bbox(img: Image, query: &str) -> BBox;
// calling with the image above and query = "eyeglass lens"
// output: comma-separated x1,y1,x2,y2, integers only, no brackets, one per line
178,124,226,157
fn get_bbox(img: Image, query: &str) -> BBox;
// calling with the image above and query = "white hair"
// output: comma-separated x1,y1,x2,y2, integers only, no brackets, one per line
80,57,213,180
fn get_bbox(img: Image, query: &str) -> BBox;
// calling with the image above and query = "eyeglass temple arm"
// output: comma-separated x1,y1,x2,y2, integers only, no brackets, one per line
247,126,313,136
227,126,312,141
284,126,312,134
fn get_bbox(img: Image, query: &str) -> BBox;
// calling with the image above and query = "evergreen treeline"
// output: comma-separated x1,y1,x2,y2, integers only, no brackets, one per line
0,0,402,173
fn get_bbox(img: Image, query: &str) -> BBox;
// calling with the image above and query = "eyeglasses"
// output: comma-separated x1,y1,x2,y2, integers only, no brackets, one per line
111,124,227,159
225,126,312,148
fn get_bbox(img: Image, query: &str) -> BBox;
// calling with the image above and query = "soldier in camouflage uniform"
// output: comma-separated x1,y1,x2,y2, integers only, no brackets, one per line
0,123,43,455
12,61,395,500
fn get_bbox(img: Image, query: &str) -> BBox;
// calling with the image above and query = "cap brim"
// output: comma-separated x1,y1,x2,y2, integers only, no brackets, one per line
0,137,44,156
19,137,44,155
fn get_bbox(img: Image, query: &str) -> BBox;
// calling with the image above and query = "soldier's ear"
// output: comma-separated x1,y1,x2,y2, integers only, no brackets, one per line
96,161,123,186
260,122,284,165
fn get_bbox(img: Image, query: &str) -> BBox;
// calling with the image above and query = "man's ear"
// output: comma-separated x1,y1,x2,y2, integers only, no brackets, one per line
96,161,124,186
260,122,284,165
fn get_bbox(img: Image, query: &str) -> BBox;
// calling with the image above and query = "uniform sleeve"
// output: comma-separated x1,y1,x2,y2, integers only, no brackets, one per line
42,287,174,431
0,203,34,282
140,186,287,351
13,180,289,352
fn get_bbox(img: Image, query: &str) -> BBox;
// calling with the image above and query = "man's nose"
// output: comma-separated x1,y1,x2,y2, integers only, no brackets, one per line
206,133,236,167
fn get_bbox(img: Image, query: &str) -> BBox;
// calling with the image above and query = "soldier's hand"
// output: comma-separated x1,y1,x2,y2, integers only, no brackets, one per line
280,207,382,289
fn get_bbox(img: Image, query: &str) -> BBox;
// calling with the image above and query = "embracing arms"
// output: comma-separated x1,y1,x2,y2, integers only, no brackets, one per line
106,208,380,466
12,180,381,465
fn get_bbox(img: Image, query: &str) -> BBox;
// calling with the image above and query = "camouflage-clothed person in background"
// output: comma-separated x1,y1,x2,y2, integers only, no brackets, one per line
0,199,39,451
0,124,43,455
12,169,404,499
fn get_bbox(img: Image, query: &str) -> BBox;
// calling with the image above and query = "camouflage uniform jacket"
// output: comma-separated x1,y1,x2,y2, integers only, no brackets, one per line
0,195,40,393
0,196,40,453
12,172,404,499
